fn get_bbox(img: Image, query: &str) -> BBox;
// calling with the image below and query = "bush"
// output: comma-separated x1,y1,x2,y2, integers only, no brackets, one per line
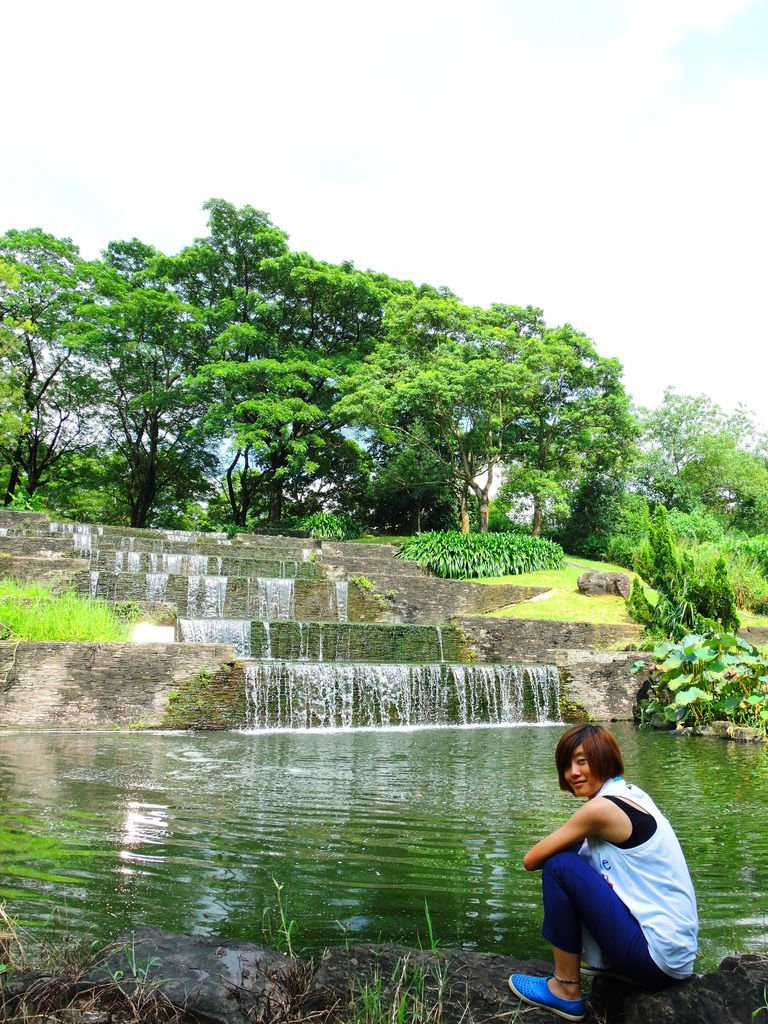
396,530,565,579
626,578,655,627
302,512,361,541
667,506,725,544
0,580,133,641
640,630,768,731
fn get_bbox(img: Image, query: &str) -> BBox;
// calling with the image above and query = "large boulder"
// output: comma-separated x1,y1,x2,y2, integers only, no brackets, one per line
577,571,631,599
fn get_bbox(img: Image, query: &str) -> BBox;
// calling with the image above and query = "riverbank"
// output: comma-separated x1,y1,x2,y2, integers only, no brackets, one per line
1,927,765,1024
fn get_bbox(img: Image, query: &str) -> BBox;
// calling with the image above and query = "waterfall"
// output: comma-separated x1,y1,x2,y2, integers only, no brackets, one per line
149,553,158,572
187,575,228,617
261,620,272,658
436,626,445,662
162,553,184,574
114,551,124,572
145,573,169,601
0,527,8,536
127,552,141,572
89,571,100,598
187,554,209,575
178,619,251,656
329,581,348,622
73,532,92,552
528,665,561,722
252,578,295,620
242,662,561,730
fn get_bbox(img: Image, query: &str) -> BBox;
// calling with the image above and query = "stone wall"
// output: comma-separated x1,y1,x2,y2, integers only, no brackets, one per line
453,617,647,720
0,642,243,728
0,556,90,583
454,617,643,660
0,537,75,558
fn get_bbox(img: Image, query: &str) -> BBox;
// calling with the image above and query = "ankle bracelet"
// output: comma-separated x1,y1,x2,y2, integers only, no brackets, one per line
553,972,580,986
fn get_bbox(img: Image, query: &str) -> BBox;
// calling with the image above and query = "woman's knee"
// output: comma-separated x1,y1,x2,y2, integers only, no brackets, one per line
543,849,583,879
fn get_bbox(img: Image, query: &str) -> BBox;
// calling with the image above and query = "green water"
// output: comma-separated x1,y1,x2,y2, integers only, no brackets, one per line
0,723,765,968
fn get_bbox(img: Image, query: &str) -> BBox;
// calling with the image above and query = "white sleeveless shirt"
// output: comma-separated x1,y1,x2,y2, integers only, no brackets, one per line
580,776,698,979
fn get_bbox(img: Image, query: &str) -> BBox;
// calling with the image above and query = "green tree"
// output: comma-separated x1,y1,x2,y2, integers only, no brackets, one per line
636,390,768,531
0,229,97,505
82,240,217,527
178,201,390,526
339,295,531,532
500,323,635,535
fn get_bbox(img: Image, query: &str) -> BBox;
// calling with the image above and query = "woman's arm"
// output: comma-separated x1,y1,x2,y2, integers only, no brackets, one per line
523,798,625,871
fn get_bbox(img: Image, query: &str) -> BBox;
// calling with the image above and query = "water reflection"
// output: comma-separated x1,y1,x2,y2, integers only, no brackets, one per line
0,724,765,964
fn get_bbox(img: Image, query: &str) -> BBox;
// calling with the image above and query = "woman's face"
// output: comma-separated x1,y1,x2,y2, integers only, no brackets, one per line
564,744,603,799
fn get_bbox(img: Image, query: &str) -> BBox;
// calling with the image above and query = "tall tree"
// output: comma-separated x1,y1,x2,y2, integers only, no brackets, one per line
0,229,96,504
178,201,390,526
82,240,216,527
500,323,635,534
339,295,532,531
636,389,768,531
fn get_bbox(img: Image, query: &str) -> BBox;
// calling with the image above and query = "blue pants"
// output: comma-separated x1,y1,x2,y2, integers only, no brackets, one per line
541,851,672,991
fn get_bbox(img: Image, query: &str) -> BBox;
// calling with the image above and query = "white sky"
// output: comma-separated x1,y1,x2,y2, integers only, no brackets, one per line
2,0,767,425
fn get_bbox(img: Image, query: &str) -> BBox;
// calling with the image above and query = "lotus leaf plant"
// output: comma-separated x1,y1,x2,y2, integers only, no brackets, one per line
639,630,768,732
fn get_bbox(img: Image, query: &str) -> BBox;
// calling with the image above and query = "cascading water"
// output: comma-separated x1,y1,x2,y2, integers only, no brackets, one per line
163,553,185,574
243,662,561,729
187,554,209,575
73,532,92,552
0,527,8,536
178,619,251,657
43,514,564,734
187,576,228,617
329,581,348,622
145,573,169,601
250,578,295,620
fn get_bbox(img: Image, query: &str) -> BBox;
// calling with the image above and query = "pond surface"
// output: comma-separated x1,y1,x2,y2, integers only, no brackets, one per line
0,723,766,967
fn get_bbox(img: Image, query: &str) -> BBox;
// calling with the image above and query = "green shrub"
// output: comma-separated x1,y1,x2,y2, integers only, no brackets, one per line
639,630,768,731
302,512,361,541
626,578,655,627
667,506,725,544
0,580,132,642
396,530,564,579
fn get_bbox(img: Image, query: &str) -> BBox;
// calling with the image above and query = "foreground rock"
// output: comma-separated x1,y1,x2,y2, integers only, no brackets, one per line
1,929,766,1024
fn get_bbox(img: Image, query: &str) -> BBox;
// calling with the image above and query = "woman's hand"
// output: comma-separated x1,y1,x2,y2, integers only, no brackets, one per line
522,797,631,870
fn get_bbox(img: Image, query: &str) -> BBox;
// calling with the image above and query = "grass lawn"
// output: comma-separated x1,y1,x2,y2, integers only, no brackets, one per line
475,557,647,625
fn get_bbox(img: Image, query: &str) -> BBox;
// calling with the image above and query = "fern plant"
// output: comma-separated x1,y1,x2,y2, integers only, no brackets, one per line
396,530,564,579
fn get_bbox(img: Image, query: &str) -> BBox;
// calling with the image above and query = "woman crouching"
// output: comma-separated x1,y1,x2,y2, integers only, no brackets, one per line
509,724,698,1022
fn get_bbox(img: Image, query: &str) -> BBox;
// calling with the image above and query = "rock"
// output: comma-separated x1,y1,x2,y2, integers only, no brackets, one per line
577,571,632,599
2,933,766,1024
705,720,765,743
612,953,768,1024
80,928,309,1024
304,944,552,1024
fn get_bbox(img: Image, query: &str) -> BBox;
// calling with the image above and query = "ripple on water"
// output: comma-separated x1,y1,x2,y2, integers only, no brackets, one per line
0,724,765,961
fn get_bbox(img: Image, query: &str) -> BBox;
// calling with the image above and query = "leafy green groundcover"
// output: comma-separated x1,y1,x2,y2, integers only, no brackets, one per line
0,579,132,642
302,512,361,540
638,630,768,731
396,530,564,580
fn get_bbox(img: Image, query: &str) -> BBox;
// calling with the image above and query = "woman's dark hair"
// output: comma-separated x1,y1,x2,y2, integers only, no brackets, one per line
555,724,624,792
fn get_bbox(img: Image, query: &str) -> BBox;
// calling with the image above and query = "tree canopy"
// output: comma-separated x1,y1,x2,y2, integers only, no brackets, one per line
1,200,764,550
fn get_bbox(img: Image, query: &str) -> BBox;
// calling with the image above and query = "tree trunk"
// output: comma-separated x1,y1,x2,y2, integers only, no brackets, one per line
478,495,490,532
268,478,283,524
459,488,470,534
532,498,542,536
3,464,21,506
